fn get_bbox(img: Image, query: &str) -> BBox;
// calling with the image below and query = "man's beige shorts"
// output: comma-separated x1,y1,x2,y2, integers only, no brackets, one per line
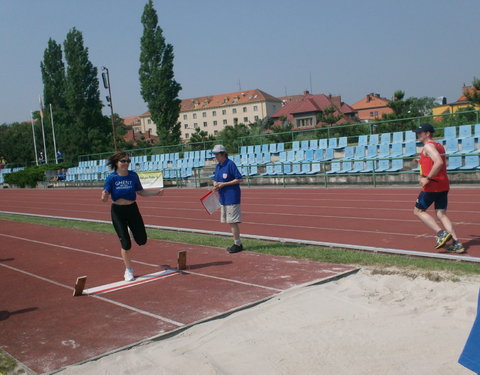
220,204,242,223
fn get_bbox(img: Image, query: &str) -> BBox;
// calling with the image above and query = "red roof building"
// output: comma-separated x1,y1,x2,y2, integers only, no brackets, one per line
351,93,393,122
271,91,358,128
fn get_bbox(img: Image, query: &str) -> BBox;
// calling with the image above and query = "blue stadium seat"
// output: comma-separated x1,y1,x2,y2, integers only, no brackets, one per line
295,150,305,161
314,149,324,161
292,141,300,151
287,163,302,175
387,159,403,172
475,124,480,140
247,146,254,154
254,145,261,154
460,155,480,170
354,145,366,160
404,130,416,143
380,133,391,145
324,148,334,160
447,156,462,170
305,149,314,161
337,137,348,149
342,146,354,160
246,165,259,176
269,143,277,153
307,163,321,174
378,144,390,158
310,139,319,149
445,138,459,155
261,144,269,153
278,152,287,163
282,163,292,174
458,125,472,139
300,163,311,174
361,160,375,173
328,137,338,149
351,161,364,173
369,134,379,145
286,151,295,162
318,139,328,149
301,140,309,150
261,165,274,176
338,161,353,173
392,131,404,144
326,162,341,174
403,141,417,157
277,143,285,152
458,137,475,154
366,145,377,159
444,126,456,140
376,159,390,172
390,143,403,157
358,135,368,146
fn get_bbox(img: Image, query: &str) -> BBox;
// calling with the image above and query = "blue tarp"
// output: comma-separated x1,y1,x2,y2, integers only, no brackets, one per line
459,289,480,374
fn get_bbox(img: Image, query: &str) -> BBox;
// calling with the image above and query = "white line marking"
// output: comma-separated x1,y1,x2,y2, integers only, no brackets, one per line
84,269,180,295
0,263,183,326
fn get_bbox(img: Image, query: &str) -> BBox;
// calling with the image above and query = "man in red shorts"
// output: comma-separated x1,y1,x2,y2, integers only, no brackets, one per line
413,123,465,253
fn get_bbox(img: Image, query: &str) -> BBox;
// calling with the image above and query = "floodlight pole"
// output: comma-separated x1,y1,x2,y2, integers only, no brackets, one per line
102,66,118,152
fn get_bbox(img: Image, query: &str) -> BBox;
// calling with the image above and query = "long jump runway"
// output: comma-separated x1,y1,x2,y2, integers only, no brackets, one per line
0,187,479,259
0,220,356,374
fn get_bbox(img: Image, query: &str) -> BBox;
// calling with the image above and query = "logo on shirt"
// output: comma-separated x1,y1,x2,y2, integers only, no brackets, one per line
115,180,133,190
222,173,228,179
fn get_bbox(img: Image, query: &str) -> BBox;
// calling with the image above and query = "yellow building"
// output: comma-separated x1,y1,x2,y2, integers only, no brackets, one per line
432,86,480,118
136,89,282,140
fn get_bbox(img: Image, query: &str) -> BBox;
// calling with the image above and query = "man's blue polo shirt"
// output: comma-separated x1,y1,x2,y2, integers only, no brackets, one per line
214,158,242,205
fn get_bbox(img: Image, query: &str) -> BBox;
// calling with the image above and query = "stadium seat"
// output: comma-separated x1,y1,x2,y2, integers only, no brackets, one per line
351,161,364,173
300,163,311,174
443,126,457,140
282,163,292,174
376,159,390,172
273,164,283,175
326,161,341,174
307,163,321,174
358,135,368,146
338,161,353,173
314,149,324,161
295,150,305,161
261,144,268,153
305,149,314,161
292,141,300,151
254,145,261,154
369,134,379,145
318,139,328,149
390,143,403,157
378,143,390,158
324,148,334,160
474,124,480,140
404,130,416,143
301,140,309,150
458,125,472,139
328,137,338,149
341,146,354,160
403,141,417,157
277,143,285,152
459,155,480,170
447,156,462,170
286,151,295,162
386,159,403,172
337,137,347,149
380,133,391,145
287,163,302,175
458,137,476,154
269,143,277,153
392,131,404,144
310,139,319,150
278,152,287,163
247,146,254,154
261,165,274,176
354,145,366,160
361,160,375,173
366,144,377,159
445,138,459,155
247,165,259,176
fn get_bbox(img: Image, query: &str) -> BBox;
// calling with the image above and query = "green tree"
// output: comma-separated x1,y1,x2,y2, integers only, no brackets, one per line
217,123,251,153
63,28,112,158
464,78,480,106
0,121,38,165
316,106,343,126
139,0,182,147
188,128,216,150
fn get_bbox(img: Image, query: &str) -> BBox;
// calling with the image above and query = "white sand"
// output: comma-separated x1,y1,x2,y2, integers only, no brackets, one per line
59,268,479,375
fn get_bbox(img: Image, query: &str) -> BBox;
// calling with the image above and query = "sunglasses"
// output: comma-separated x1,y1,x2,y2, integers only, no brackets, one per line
119,159,131,163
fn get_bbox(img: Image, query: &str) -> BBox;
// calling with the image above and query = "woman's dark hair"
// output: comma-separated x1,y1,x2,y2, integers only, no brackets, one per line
107,151,130,171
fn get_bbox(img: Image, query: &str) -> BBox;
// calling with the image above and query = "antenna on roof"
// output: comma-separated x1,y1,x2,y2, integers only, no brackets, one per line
284,86,287,96
238,79,242,91
309,72,313,94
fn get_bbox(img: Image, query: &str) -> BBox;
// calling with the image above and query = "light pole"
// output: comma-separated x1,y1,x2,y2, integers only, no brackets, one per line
102,66,118,151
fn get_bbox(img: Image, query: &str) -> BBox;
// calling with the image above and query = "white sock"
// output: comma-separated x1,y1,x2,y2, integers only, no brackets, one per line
234,239,241,245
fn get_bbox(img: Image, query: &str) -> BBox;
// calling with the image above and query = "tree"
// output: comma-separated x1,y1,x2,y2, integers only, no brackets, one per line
464,78,480,106
63,28,112,157
217,123,251,153
189,128,216,150
316,106,343,126
139,0,182,147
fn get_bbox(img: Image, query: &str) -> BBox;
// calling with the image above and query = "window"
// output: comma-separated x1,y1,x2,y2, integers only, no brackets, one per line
184,124,188,129
183,114,188,120
185,133,190,138
202,112,206,118
214,130,218,135
212,111,216,117
244,117,248,123
253,105,258,111
192,113,197,119
222,109,226,115
194,122,198,128
203,122,207,127
233,118,238,125
243,107,247,112
147,119,152,124
213,120,218,126
232,108,237,114
254,115,259,121
223,119,227,125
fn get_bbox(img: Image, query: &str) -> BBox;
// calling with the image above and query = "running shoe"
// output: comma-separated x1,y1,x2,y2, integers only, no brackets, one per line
124,268,135,282
445,242,466,254
435,230,452,249
227,244,243,253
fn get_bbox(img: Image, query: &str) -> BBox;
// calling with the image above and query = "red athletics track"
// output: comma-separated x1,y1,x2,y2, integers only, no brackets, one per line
0,219,356,374
0,187,479,258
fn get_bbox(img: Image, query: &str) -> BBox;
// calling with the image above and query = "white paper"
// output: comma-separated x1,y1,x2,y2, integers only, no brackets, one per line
137,171,164,189
200,191,221,215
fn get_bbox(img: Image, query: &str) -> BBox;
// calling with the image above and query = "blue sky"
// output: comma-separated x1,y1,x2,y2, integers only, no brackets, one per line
1,0,479,123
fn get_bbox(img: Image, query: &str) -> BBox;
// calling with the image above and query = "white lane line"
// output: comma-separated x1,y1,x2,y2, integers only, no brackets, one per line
84,269,180,295
0,230,289,291
0,263,183,326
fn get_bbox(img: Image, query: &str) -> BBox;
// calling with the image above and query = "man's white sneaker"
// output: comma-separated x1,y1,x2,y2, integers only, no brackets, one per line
124,268,135,282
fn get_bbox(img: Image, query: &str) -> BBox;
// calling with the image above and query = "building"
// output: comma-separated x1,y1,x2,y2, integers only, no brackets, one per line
271,91,357,128
131,89,282,140
122,115,158,145
432,86,480,118
351,93,393,122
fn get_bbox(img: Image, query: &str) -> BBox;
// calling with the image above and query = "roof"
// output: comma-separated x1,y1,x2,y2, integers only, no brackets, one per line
180,89,281,112
456,86,479,102
351,94,391,110
122,115,141,126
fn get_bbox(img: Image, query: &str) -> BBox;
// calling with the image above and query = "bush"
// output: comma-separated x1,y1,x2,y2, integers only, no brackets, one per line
4,162,72,188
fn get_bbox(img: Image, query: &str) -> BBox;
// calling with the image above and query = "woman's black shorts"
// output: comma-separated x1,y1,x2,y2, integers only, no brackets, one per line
111,202,147,250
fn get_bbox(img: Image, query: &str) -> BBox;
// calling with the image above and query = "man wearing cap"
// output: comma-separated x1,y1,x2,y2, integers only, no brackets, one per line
413,123,464,253
212,144,244,253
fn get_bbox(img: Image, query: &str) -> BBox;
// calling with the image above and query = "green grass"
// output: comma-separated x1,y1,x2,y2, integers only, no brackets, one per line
0,349,17,374
1,212,479,277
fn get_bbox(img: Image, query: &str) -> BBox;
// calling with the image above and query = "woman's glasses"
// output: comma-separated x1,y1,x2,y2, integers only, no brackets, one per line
119,159,131,163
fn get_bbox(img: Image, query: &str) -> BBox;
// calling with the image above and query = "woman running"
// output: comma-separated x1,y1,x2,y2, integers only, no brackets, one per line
101,151,163,281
